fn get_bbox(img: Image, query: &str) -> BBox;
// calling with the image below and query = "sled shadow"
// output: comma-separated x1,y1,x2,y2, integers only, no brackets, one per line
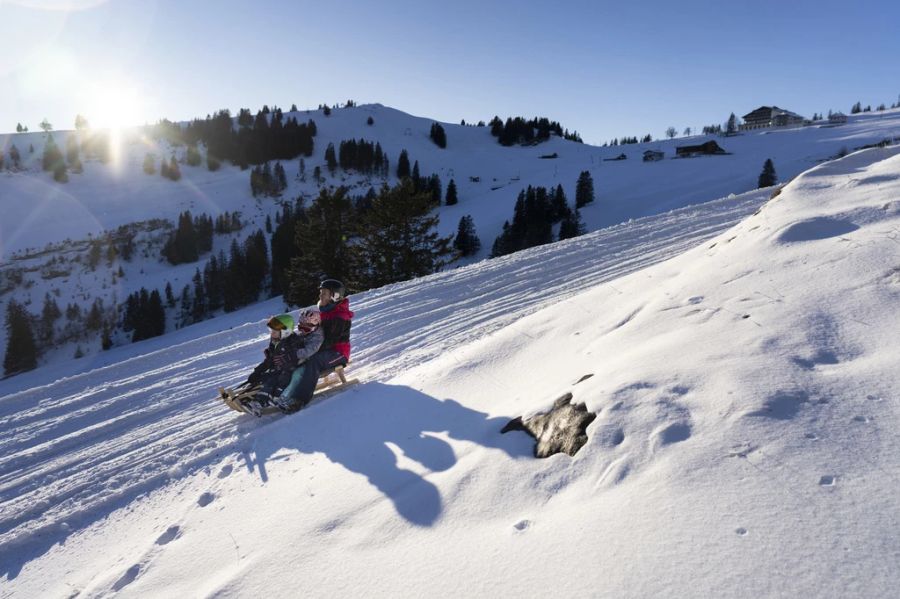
239,382,532,527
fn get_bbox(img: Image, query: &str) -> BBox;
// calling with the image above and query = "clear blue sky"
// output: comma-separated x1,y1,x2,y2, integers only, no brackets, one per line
3,0,899,144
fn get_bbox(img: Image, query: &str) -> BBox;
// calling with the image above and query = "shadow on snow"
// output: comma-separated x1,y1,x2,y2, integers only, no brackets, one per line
239,382,532,527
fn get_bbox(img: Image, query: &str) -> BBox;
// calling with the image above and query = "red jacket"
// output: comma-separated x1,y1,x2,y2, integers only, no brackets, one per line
319,298,353,360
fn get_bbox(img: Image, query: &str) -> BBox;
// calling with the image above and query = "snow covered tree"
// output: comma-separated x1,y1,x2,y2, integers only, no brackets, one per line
666,126,677,139
758,158,777,188
575,170,595,208
4,300,38,376
39,118,53,132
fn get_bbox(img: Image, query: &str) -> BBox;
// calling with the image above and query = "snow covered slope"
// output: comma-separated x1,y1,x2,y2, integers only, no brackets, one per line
3,104,900,374
1,145,898,597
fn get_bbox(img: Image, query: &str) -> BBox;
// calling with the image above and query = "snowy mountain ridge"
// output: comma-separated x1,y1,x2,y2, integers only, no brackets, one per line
1,143,898,597
2,103,900,375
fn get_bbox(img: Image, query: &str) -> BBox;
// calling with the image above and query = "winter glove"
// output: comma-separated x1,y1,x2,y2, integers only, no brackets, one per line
273,353,290,369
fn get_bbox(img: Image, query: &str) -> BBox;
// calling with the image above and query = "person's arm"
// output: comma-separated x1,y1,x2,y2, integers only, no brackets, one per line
247,347,273,384
294,329,324,364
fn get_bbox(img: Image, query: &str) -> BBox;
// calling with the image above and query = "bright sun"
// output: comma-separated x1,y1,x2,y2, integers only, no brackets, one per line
84,83,145,130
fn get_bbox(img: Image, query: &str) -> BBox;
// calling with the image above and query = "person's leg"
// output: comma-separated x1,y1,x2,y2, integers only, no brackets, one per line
279,364,306,403
282,350,346,412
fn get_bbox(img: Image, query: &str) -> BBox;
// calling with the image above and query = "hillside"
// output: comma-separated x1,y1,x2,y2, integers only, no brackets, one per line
2,105,900,374
1,144,898,597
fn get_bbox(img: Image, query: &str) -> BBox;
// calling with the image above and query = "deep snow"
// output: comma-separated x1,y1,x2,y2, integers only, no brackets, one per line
1,144,898,597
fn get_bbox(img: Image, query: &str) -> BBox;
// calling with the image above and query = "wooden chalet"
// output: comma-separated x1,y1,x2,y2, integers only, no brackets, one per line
828,112,848,125
643,150,664,162
674,140,726,158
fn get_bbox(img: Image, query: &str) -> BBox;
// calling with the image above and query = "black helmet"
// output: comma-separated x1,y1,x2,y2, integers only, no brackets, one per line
318,278,345,300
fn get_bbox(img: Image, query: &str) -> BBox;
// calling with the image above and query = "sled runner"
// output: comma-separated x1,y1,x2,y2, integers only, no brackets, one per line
218,364,359,416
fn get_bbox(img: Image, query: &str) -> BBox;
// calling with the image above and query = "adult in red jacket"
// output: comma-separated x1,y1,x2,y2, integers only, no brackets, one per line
279,279,354,412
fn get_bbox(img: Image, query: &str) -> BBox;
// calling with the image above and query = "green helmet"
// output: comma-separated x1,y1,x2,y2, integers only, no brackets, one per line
267,313,294,331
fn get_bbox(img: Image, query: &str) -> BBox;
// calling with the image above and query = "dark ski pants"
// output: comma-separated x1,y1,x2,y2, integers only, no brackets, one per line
281,349,347,412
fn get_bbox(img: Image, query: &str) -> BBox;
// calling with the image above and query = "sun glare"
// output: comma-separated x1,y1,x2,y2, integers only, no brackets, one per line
85,84,145,130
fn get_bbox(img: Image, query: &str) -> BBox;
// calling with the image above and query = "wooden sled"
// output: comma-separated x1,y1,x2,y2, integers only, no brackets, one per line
218,363,359,415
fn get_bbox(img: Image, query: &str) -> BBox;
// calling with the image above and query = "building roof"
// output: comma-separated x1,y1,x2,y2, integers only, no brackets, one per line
743,105,803,121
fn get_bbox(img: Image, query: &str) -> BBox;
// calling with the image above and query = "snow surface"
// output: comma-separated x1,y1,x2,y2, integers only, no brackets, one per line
1,144,899,597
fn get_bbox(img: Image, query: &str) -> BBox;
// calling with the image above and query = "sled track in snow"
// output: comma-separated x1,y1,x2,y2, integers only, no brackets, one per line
0,188,770,565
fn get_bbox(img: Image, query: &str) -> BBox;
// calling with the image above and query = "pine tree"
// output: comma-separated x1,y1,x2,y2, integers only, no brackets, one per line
551,184,568,222
453,215,481,256
101,325,113,350
428,173,442,205
9,144,20,168
355,180,454,289
411,161,421,190
286,187,356,305
726,112,737,134
191,269,206,322
185,144,202,166
325,143,337,173
445,179,458,205
40,293,61,345
396,149,411,179
66,135,82,173
558,209,587,240
148,290,166,337
430,122,447,148
575,170,595,208
165,282,175,307
4,300,38,376
42,134,65,173
758,158,777,188
167,155,181,181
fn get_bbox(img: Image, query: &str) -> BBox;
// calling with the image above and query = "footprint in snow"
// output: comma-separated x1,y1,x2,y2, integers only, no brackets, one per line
197,492,216,507
819,475,837,487
112,564,141,591
735,527,749,536
156,525,180,545
217,464,233,479
852,415,871,423
513,519,531,532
